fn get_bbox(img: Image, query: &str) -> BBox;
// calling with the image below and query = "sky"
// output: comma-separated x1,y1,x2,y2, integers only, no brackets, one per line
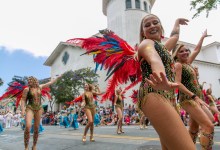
0,0,220,95
0,48,50,95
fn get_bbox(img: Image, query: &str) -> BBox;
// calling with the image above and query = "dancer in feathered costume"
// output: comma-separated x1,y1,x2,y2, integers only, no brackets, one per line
113,87,125,134
172,29,214,149
194,68,215,123
80,83,103,143
205,84,220,125
0,75,61,150
67,14,195,149
137,15,196,150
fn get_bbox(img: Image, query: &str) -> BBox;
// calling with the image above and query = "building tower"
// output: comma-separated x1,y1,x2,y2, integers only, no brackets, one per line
102,0,156,47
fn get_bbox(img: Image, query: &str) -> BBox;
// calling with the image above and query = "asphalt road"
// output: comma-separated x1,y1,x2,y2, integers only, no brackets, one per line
0,125,220,150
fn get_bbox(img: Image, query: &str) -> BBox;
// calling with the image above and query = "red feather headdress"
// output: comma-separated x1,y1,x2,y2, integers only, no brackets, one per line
0,79,51,107
67,29,142,102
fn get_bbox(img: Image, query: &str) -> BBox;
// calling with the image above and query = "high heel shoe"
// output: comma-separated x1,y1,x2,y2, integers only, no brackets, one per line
90,136,95,142
82,136,86,143
117,129,122,134
120,129,124,133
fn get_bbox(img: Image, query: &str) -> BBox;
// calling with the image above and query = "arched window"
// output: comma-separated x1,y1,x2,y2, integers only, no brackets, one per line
135,0,140,9
144,1,148,11
62,51,69,65
126,0,132,9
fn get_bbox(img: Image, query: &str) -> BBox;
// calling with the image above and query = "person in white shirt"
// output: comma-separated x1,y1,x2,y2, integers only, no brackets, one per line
5,111,13,128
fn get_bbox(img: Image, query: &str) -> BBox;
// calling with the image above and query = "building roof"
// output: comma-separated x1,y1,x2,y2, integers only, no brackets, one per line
43,42,77,66
202,41,220,49
194,59,220,66
45,37,220,67
163,37,220,49
102,0,156,16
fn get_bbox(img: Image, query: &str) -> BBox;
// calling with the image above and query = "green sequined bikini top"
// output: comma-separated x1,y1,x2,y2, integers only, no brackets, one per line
26,88,42,106
84,93,95,107
140,41,175,100
116,96,123,106
180,64,203,99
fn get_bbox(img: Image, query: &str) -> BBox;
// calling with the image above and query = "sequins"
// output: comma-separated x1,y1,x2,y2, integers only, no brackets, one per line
138,41,175,105
179,64,203,102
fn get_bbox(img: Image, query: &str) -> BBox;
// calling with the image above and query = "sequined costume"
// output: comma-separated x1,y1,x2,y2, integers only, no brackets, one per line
178,64,203,106
207,94,216,107
82,93,96,142
25,88,43,113
179,64,214,148
84,94,96,114
138,41,175,109
24,88,43,148
115,96,123,110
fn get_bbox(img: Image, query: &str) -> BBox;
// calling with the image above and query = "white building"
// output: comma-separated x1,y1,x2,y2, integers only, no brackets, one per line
44,0,220,110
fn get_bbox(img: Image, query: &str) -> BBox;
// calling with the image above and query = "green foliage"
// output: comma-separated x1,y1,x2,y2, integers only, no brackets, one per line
0,78,3,86
190,0,220,18
50,67,99,104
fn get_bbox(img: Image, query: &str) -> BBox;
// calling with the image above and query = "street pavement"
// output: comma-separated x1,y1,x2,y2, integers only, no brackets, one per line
0,125,220,150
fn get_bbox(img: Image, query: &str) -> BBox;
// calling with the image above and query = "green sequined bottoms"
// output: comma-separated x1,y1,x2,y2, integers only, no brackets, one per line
115,105,123,110
26,103,42,114
179,99,197,107
84,105,96,115
138,85,175,111
138,41,175,111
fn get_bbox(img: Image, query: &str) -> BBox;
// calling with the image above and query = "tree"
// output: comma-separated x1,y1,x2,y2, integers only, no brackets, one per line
50,67,99,104
190,0,220,18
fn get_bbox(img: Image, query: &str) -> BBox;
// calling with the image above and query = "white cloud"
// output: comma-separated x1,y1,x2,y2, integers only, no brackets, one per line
152,0,220,45
0,0,107,57
0,0,219,57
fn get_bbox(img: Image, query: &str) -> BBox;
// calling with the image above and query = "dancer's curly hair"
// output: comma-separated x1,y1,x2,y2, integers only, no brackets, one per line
27,76,39,88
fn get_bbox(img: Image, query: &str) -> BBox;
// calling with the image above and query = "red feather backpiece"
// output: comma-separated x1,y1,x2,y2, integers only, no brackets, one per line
130,90,138,104
67,29,141,102
0,82,27,107
0,80,51,108
66,95,99,105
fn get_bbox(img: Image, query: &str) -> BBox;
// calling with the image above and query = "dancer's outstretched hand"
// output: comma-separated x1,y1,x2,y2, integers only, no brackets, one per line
177,18,189,25
195,97,209,108
145,72,178,90
202,29,212,38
